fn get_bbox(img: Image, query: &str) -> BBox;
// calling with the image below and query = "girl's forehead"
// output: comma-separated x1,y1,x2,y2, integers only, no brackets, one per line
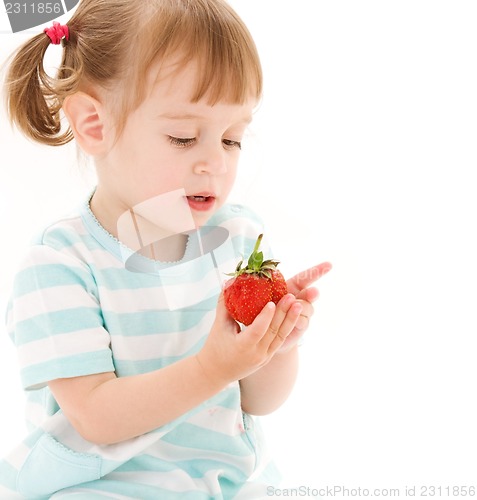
144,51,259,107
148,58,198,97
145,87,256,124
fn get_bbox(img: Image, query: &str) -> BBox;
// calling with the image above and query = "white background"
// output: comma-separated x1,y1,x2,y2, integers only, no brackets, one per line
1,1,477,495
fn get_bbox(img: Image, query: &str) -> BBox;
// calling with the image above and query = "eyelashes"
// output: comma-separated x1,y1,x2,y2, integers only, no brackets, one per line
168,136,242,150
169,136,195,148
222,139,242,150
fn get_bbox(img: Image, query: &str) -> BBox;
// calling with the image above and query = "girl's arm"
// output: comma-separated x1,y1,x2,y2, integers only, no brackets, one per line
48,355,226,446
48,293,301,445
239,345,299,416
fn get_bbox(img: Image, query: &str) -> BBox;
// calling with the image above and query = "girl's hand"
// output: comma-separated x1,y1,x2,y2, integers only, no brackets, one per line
276,261,332,353
196,292,303,385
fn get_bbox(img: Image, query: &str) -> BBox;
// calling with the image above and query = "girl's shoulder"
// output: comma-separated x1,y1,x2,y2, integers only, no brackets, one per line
18,201,103,272
31,212,86,250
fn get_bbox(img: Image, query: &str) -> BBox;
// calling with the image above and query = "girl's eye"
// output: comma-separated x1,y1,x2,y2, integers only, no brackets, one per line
223,139,242,150
169,136,196,148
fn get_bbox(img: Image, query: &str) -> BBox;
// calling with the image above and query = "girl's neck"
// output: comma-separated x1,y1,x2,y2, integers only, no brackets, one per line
138,234,189,263
89,189,189,263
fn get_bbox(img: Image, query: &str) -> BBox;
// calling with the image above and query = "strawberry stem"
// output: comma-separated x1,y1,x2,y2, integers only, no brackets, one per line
253,234,263,254
248,234,264,270
226,234,280,279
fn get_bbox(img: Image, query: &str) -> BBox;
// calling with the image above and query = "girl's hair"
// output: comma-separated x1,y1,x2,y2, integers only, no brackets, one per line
4,0,262,146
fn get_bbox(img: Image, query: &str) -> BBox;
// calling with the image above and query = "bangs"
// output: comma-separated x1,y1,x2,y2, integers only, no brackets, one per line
135,0,262,105
185,3,263,105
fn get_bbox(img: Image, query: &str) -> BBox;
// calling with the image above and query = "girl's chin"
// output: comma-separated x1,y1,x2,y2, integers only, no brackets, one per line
192,214,214,229
190,201,222,227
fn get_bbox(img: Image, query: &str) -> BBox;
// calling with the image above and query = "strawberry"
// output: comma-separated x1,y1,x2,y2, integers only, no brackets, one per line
223,234,288,326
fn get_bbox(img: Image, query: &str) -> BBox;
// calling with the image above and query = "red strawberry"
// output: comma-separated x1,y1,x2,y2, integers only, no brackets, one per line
270,269,288,303
223,234,288,326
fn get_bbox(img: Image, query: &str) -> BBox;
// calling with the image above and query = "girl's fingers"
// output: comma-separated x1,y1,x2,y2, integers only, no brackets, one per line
244,293,303,351
246,301,277,343
286,262,332,296
295,286,319,303
265,294,302,353
268,303,302,353
294,300,314,331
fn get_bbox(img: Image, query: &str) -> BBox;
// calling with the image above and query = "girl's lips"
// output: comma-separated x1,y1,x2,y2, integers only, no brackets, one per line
186,195,216,212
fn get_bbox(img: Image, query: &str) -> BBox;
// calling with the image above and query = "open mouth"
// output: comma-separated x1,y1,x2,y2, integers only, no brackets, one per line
187,195,211,202
186,195,216,211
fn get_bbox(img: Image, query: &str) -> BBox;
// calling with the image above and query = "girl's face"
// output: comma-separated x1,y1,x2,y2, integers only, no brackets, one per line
95,60,256,234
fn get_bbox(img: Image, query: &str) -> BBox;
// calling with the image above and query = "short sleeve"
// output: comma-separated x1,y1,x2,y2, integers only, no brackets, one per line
6,245,114,390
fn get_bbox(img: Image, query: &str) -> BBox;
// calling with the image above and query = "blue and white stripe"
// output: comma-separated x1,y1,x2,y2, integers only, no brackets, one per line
0,199,280,498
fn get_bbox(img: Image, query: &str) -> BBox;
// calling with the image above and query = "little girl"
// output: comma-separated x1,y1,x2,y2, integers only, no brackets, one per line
0,0,331,498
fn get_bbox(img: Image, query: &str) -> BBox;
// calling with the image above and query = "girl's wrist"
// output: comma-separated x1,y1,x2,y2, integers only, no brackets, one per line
193,353,233,391
276,340,301,355
274,344,300,359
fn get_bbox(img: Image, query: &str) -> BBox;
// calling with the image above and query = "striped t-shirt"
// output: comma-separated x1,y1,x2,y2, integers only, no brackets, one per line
0,198,280,499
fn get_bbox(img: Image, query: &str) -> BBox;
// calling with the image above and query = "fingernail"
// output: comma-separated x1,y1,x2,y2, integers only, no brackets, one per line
282,294,294,306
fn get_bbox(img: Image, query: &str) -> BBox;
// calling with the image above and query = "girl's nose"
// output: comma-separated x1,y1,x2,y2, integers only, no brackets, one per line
193,144,227,175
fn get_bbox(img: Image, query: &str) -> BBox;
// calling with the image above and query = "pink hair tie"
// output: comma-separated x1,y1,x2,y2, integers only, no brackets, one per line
44,21,69,45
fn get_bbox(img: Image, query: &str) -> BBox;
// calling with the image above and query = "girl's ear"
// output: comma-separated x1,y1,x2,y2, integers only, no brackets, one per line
63,92,112,155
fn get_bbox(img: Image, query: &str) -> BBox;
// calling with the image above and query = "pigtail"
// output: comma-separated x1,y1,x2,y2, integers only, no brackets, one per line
4,33,78,146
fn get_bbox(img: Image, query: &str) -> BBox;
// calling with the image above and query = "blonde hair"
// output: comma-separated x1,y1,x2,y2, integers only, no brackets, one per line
4,0,262,146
